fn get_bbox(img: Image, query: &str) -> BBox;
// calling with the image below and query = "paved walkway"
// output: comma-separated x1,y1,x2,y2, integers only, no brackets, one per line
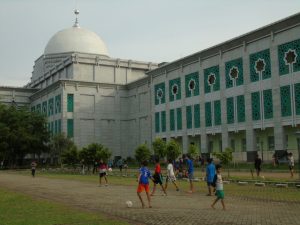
0,172,299,225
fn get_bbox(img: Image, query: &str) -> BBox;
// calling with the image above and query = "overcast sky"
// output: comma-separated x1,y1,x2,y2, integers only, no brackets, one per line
0,0,300,87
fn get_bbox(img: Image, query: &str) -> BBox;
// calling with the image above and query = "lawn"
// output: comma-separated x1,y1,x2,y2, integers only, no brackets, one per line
0,187,130,225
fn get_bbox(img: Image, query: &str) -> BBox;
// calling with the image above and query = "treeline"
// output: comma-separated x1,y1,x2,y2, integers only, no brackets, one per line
0,103,112,168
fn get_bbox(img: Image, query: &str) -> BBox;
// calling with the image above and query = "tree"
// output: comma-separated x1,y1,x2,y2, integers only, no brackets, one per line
188,143,199,160
0,104,50,167
61,145,78,167
166,139,181,161
78,143,111,170
152,138,166,159
135,144,151,163
212,147,233,177
49,133,75,166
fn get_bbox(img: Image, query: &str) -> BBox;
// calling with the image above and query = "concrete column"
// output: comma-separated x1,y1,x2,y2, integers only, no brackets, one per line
201,134,207,153
221,131,229,151
270,34,286,151
246,128,256,152
182,134,188,153
199,58,207,152
165,71,170,140
274,125,286,151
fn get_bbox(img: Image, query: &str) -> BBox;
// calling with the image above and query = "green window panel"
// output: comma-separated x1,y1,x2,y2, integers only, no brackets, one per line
186,106,192,129
295,83,300,115
249,49,271,82
155,112,160,133
67,94,74,112
31,106,35,112
185,72,199,98
278,39,300,75
237,95,245,122
161,111,166,132
154,82,166,105
225,58,243,88
205,102,212,127
48,98,54,116
55,95,61,114
214,100,221,125
169,78,181,102
227,97,234,124
204,65,220,93
58,119,62,134
194,104,200,128
36,104,41,113
263,89,273,119
251,92,261,120
42,101,47,116
177,108,182,130
48,123,50,132
170,109,175,131
280,85,291,117
67,119,74,138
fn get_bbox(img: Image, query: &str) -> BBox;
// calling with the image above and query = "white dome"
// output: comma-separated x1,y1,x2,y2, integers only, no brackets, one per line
44,26,109,56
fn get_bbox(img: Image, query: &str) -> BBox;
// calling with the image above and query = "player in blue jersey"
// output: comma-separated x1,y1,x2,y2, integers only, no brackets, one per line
137,160,152,208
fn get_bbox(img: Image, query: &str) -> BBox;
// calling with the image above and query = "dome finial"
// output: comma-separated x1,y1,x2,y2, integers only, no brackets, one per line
73,9,80,28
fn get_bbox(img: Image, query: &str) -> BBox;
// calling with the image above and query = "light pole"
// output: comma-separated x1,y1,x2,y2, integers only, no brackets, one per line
294,131,300,180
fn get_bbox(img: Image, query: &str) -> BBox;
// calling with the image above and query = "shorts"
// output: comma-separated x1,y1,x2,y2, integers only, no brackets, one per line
215,190,224,199
137,183,150,193
188,173,194,181
166,175,176,182
289,166,294,170
207,181,214,186
153,173,163,185
99,172,107,177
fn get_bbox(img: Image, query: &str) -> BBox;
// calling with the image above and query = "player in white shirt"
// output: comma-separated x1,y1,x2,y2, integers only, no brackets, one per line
164,159,179,192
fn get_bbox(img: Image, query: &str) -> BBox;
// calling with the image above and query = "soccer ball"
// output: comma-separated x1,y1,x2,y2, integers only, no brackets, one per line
108,168,112,172
126,200,133,208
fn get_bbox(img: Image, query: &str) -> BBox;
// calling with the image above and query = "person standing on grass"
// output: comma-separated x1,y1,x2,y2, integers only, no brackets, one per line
151,157,167,196
206,158,216,196
211,164,226,210
98,159,108,186
164,158,179,192
254,154,262,177
183,154,194,193
288,152,294,178
31,160,37,177
137,160,152,208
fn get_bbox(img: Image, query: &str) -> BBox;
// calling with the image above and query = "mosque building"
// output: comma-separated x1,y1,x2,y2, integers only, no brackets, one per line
1,11,300,162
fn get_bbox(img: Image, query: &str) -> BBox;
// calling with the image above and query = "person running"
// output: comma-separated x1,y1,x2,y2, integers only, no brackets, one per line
164,159,179,192
137,160,152,208
254,154,262,177
98,159,108,186
151,157,167,196
183,154,194,193
288,152,294,178
31,160,37,177
206,158,216,196
211,164,226,210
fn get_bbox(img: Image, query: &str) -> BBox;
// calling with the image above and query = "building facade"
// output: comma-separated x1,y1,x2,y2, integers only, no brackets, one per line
1,12,300,161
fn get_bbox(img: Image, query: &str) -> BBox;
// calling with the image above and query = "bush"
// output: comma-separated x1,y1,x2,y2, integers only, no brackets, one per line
166,140,181,161
152,138,167,159
188,144,199,160
135,144,151,163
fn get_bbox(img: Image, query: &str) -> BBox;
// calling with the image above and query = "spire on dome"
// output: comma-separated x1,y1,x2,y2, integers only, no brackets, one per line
73,9,80,28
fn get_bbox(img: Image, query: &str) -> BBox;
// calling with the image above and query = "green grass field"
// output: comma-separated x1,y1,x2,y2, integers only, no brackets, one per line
0,187,130,225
